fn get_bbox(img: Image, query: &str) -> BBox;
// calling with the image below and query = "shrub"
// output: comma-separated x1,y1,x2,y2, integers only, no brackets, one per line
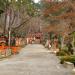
56,48,70,56
56,51,68,56
60,55,75,64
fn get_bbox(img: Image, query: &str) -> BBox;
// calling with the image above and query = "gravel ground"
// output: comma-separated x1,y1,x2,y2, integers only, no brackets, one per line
0,44,72,75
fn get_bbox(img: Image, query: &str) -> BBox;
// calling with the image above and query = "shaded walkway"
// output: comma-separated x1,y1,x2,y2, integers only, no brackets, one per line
0,44,72,75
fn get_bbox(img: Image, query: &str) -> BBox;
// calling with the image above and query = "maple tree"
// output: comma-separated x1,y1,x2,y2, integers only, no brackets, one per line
43,0,75,35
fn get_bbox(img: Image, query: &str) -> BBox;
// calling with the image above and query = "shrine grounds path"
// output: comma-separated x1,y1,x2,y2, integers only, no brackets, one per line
0,44,72,75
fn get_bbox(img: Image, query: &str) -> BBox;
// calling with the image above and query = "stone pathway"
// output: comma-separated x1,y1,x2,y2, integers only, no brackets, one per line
0,44,72,75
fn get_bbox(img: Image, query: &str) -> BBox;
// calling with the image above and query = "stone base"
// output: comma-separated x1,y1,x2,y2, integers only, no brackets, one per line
63,62,74,69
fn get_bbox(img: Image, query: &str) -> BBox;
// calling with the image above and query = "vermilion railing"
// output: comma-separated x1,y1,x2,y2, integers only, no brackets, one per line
0,45,20,57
